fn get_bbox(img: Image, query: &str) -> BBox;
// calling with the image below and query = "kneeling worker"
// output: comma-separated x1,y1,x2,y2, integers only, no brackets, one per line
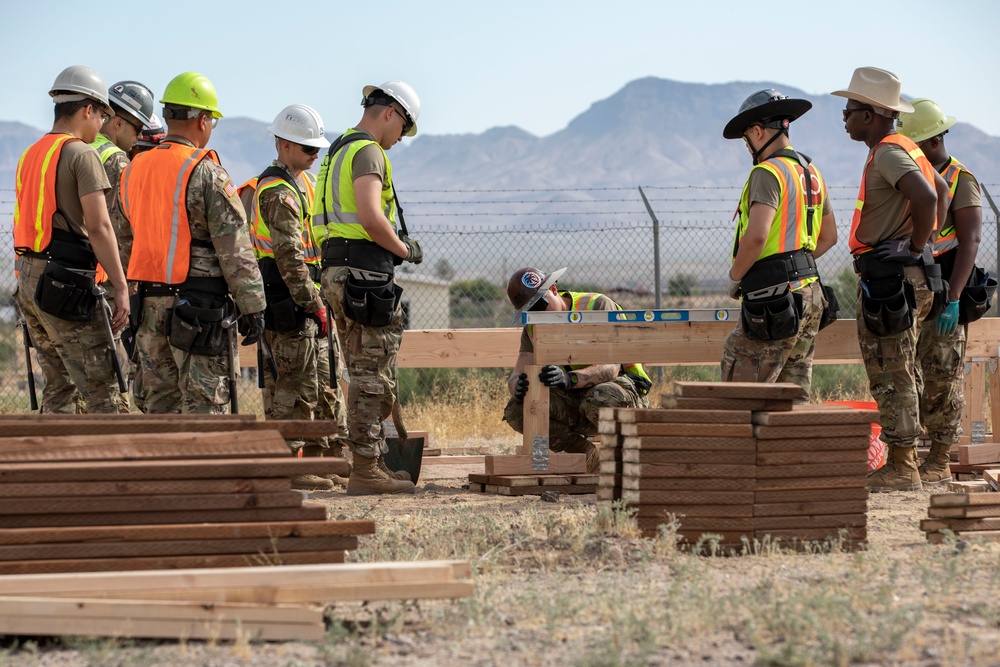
503,267,651,473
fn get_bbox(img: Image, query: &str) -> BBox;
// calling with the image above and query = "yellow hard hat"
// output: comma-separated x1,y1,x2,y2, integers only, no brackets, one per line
897,98,955,143
160,72,223,118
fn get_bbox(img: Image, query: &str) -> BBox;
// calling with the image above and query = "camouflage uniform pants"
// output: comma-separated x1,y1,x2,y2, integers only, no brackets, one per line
856,266,934,448
14,257,127,414
135,295,231,414
321,268,402,459
262,319,320,452
721,281,824,398
916,320,966,445
503,375,648,451
311,333,349,450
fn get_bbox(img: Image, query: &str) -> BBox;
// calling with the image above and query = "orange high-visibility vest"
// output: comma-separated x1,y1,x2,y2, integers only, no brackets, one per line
13,133,79,254
931,156,973,257
849,134,937,254
120,142,220,284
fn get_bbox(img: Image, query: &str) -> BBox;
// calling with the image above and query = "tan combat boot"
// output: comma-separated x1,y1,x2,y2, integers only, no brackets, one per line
918,441,953,485
347,454,416,496
378,454,412,481
868,445,922,492
292,474,336,491
322,439,351,486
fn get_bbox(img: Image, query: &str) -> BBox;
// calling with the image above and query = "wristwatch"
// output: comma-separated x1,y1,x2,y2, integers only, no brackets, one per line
569,372,579,387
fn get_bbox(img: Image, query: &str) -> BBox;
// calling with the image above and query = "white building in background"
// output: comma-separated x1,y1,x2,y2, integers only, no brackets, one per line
395,273,451,330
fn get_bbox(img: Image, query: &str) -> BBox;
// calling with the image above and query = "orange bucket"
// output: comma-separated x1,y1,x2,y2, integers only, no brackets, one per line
825,400,885,471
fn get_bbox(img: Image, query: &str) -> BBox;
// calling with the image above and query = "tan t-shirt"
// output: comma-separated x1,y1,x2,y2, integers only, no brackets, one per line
351,143,388,183
853,142,922,249
52,137,111,240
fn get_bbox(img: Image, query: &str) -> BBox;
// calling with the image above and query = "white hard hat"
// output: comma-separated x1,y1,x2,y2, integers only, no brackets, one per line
362,80,421,137
49,65,114,116
267,103,331,148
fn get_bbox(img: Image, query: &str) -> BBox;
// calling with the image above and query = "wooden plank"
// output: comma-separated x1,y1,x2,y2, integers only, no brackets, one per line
0,477,292,498
621,462,755,479
0,491,306,516
991,357,1000,443
957,443,1000,466
670,517,754,531
926,530,1000,544
519,364,551,458
754,527,867,541
396,328,520,368
753,488,869,504
0,413,255,421
0,560,472,599
0,520,375,546
621,436,756,451
0,458,350,483
754,514,867,530
620,489,754,505
488,484,596,496
0,550,346,575
755,449,868,466
753,500,868,517
0,430,289,463
636,523,752,544
660,396,793,412
920,517,1000,532
621,449,756,465
420,455,487,466
615,409,752,424
946,481,991,494
621,476,756,492
929,493,1000,507
927,506,1000,519
630,504,754,518
984,469,1000,491
0,419,346,439
754,462,868,479
756,437,872,452
755,476,868,491
0,597,325,642
0,536,359,561
753,424,871,439
485,453,585,475
673,381,805,401
962,361,986,444
619,422,753,437
752,408,879,426
0,505,328,529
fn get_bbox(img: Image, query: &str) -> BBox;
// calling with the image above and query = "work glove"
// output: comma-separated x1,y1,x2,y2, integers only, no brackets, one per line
310,306,329,338
936,300,960,335
401,235,423,265
539,365,572,390
726,272,741,300
238,311,265,346
874,238,922,264
513,372,529,400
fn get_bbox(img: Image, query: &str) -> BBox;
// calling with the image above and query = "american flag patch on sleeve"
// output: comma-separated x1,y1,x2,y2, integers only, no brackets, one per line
283,194,301,215
223,179,237,198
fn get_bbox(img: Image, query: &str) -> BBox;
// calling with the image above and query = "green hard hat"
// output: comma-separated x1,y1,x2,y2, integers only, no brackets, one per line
897,98,956,143
160,72,223,118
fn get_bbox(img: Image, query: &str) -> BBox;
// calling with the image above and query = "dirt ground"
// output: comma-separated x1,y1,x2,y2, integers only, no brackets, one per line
2,461,1000,667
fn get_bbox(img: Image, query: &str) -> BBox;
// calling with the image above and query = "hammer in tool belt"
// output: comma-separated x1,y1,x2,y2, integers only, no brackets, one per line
92,284,128,393
222,314,239,413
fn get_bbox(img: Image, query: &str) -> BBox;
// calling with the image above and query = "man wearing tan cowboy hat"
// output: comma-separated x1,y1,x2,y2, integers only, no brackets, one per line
832,66,950,493
502,267,652,473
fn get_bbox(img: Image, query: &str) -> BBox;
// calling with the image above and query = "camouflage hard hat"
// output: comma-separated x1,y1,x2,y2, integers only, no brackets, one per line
506,267,567,310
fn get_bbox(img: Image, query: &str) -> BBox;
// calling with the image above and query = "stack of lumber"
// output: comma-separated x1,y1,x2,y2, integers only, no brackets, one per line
599,382,875,549
0,560,474,642
468,453,595,495
921,470,1000,543
0,426,360,573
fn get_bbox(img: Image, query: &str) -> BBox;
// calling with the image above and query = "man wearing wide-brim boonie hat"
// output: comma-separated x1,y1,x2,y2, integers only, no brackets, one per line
833,65,950,494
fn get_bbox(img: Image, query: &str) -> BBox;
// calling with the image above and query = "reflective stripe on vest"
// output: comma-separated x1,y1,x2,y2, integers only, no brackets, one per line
312,129,396,245
299,172,321,268
249,174,318,265
13,133,79,254
120,141,220,284
89,134,125,164
848,134,937,255
931,156,970,256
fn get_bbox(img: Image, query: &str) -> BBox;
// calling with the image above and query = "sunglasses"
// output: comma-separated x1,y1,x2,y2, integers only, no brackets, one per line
298,144,321,156
842,106,872,121
95,107,111,125
391,105,413,135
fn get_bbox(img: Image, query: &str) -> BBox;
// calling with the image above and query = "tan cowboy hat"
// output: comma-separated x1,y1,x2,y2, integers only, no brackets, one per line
831,66,914,114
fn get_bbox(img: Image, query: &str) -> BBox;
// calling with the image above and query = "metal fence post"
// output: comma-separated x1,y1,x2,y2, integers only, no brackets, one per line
638,186,663,383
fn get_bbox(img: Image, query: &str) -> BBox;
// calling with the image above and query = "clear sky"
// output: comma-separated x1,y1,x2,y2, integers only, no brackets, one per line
3,0,998,139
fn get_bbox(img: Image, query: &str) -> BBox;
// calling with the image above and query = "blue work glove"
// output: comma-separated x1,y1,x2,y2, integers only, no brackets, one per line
874,238,923,263
513,373,529,400
936,300,960,335
539,365,572,390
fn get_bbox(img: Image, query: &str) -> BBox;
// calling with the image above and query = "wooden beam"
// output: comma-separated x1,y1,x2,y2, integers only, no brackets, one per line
0,419,347,439
0,458,350,484
520,364,549,459
963,360,987,443
0,550,347,575
485,453,585,475
0,505,328,529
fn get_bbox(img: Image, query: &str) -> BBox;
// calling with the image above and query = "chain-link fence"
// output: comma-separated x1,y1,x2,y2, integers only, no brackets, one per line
1,184,998,413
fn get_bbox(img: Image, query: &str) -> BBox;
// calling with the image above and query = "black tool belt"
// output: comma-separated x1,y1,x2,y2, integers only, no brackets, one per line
165,296,230,356
20,228,99,270
308,263,322,283
257,257,307,333
934,249,999,325
140,276,229,298
852,250,924,280
27,229,99,322
740,249,818,299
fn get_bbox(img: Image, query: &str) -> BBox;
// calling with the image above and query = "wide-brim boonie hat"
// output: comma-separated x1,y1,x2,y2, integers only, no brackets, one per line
723,91,812,139
831,66,914,113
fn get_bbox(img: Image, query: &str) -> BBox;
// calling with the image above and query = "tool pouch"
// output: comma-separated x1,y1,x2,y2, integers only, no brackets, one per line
819,282,839,331
921,262,948,321
861,276,915,336
343,275,403,328
741,286,802,342
165,300,227,356
959,267,998,325
264,294,306,333
34,262,96,322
